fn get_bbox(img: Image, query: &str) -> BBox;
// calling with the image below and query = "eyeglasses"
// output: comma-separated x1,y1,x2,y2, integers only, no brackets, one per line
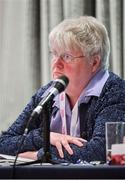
50,51,85,63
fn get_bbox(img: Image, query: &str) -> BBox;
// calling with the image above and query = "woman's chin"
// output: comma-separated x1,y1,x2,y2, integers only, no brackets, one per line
53,73,63,79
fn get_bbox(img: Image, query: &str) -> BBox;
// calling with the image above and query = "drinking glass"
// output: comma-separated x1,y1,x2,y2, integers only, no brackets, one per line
105,122,125,165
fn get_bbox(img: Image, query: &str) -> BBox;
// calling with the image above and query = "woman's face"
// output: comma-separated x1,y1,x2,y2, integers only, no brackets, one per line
51,46,100,93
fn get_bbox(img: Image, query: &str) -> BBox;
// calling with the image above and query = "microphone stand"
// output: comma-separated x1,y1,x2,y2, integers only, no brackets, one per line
14,100,70,167
41,101,52,163
41,101,70,165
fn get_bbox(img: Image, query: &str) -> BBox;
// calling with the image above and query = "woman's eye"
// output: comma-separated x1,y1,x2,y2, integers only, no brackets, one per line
63,54,70,60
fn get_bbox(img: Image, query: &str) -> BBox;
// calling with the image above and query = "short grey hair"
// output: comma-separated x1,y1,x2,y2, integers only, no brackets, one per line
49,16,110,69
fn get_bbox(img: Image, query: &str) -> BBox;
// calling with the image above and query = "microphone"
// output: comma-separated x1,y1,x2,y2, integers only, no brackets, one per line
12,75,69,170
31,75,69,118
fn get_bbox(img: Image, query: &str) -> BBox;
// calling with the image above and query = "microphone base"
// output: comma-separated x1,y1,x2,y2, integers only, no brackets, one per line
16,151,70,166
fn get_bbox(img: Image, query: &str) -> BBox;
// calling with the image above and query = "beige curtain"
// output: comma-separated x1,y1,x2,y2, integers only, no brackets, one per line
0,0,124,131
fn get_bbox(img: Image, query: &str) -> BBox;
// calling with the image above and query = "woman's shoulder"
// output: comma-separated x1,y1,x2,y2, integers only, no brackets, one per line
103,72,125,93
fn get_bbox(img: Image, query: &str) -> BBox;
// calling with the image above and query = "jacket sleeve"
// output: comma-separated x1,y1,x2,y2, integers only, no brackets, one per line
0,82,52,156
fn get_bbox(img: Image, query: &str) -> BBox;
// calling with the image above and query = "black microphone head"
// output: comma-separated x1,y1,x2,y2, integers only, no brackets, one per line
54,75,69,93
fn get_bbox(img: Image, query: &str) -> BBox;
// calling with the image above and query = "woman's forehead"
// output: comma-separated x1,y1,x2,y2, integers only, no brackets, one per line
50,38,82,52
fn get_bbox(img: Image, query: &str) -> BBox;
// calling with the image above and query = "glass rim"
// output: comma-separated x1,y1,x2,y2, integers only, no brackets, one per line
105,122,125,125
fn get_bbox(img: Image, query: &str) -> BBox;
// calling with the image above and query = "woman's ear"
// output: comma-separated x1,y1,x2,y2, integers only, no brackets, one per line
91,54,101,73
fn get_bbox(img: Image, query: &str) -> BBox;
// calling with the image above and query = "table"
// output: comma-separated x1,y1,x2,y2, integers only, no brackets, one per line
0,164,125,179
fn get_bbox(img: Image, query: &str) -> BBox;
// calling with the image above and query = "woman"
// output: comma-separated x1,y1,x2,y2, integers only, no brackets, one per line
0,16,125,163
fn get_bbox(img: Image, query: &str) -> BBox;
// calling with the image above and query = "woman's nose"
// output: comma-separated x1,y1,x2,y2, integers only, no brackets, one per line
53,55,63,64
52,57,64,69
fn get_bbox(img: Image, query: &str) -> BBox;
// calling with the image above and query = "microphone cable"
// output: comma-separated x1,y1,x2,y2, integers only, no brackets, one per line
11,124,30,179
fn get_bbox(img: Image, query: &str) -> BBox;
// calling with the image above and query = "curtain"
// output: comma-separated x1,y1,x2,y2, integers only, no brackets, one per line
0,0,124,131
